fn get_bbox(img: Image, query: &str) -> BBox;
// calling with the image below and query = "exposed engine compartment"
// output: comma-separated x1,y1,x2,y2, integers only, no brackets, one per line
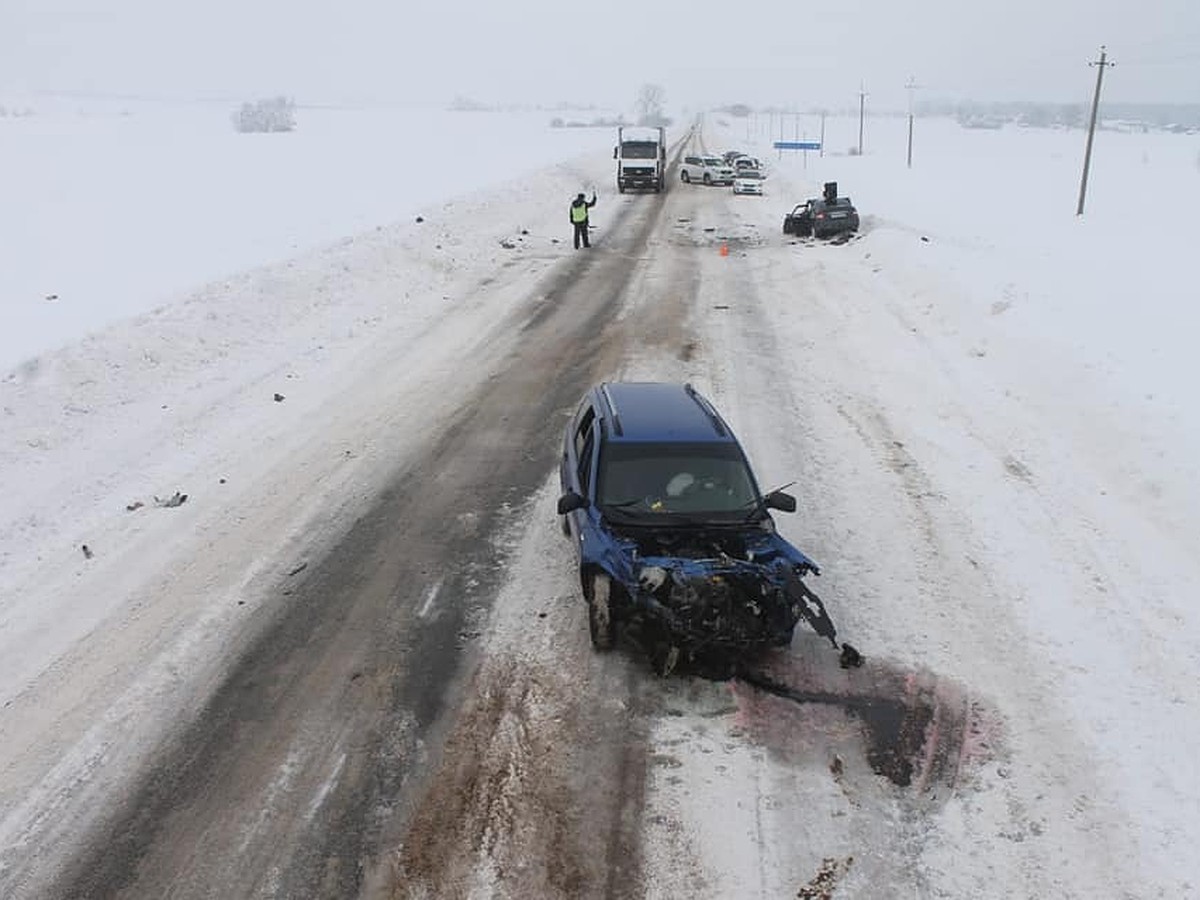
606,524,827,653
655,567,794,649
624,527,753,561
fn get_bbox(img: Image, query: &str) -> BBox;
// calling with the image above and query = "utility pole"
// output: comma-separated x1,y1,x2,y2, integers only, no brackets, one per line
819,110,826,157
1077,45,1115,215
857,82,868,156
905,76,922,168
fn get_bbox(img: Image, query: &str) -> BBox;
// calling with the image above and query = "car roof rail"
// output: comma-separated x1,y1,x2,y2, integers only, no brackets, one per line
599,383,623,436
683,383,728,437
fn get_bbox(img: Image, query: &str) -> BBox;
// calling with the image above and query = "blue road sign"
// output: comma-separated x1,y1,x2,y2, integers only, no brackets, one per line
773,141,822,151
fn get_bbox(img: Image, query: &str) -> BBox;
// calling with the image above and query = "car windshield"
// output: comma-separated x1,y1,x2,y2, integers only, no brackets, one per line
702,157,722,166
621,141,659,159
737,171,762,180
596,441,760,519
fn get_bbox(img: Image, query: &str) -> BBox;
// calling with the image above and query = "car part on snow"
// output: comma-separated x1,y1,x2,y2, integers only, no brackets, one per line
839,643,864,668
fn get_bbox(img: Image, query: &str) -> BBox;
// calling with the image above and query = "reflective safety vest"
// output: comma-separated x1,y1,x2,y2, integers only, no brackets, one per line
570,202,588,224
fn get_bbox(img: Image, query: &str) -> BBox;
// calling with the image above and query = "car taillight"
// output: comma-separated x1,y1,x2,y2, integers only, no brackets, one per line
816,213,826,219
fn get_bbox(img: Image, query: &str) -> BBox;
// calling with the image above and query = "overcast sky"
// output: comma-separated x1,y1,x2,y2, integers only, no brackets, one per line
3,0,1197,112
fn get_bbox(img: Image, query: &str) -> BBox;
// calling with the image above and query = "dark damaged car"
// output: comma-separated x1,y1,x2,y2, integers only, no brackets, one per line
557,382,846,674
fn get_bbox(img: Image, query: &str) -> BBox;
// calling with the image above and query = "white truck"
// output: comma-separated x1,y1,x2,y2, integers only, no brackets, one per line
614,126,666,193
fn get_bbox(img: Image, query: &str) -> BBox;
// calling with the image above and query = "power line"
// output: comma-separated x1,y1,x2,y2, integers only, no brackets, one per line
1118,50,1200,67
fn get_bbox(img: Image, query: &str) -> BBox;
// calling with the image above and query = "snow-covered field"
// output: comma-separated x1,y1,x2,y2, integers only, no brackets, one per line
2,103,1199,897
0,103,616,370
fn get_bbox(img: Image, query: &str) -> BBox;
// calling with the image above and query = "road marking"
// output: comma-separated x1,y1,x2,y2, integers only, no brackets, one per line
306,752,347,821
417,579,444,619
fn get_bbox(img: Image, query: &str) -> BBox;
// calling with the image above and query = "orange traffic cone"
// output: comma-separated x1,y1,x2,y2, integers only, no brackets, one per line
719,242,729,257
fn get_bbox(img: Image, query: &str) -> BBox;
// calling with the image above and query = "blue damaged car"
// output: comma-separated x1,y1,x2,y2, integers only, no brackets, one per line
557,382,844,673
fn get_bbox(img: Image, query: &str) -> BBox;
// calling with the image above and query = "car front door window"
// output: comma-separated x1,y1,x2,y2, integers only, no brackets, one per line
578,426,595,494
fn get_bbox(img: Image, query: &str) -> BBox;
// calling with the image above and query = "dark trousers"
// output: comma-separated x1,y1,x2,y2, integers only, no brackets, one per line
573,221,590,249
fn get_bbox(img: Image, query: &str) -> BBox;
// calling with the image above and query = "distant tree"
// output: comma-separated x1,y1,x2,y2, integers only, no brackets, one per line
1060,104,1086,129
232,96,296,133
449,95,491,112
636,83,670,126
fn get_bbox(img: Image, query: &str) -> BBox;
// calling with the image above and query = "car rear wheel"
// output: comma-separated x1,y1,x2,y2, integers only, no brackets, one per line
587,572,615,651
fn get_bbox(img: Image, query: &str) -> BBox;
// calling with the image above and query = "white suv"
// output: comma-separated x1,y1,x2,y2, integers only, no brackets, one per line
680,155,735,185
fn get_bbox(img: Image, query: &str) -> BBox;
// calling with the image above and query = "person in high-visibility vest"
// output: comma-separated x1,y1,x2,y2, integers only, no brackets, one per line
569,192,597,249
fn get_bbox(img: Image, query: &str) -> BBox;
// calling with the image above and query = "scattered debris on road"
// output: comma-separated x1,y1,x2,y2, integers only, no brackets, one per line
797,856,854,900
81,544,93,559
153,492,188,508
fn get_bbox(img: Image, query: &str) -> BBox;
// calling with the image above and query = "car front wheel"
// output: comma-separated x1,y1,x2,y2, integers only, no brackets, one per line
681,171,690,183
587,572,615,651
650,640,680,677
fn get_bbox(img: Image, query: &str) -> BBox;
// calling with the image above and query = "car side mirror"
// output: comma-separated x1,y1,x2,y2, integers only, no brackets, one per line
764,491,797,513
557,491,587,515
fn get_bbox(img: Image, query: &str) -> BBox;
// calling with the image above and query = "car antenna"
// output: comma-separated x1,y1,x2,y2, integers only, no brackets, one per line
762,480,797,496
737,480,799,520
